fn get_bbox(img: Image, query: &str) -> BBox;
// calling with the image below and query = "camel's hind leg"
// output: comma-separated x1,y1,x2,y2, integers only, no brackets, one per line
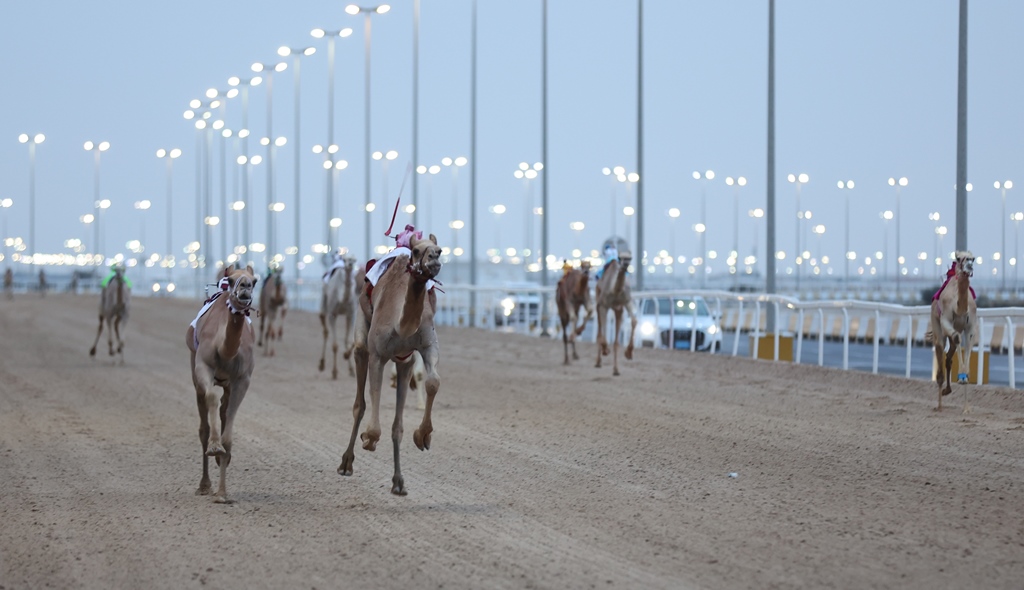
958,329,972,414
595,306,607,368
344,311,355,377
192,361,216,496
213,378,249,504
89,314,104,357
338,343,369,476
623,300,638,361
413,344,440,452
391,361,412,496
105,317,116,356
560,317,571,365
113,315,125,362
933,340,948,410
359,354,385,452
318,311,329,372
329,313,341,380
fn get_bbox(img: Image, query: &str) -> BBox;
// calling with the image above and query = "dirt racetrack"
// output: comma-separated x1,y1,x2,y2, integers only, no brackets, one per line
1,292,1022,589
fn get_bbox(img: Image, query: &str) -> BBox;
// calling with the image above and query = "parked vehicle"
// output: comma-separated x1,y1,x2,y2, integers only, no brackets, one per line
635,296,721,352
493,283,543,327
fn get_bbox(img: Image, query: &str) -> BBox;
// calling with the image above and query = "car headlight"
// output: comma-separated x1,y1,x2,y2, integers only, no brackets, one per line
707,324,718,335
640,321,656,336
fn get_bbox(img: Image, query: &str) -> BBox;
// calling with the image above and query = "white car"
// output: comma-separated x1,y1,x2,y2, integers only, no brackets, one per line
635,296,722,352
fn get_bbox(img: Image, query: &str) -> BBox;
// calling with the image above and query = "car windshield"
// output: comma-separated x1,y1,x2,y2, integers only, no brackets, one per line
641,298,709,317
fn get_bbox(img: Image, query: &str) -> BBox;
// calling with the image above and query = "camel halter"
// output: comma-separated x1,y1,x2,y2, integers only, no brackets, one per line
218,276,254,316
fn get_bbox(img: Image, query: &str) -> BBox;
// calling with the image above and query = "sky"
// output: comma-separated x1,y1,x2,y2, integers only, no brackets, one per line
1,0,1023,289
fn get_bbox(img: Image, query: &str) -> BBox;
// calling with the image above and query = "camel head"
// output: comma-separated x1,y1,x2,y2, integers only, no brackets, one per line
224,264,258,313
617,251,633,271
408,233,442,282
580,260,592,274
955,251,975,278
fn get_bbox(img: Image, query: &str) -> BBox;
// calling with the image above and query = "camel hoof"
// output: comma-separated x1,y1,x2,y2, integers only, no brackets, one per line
563,358,570,366
206,443,226,457
613,369,621,377
318,359,325,372
108,348,115,357
338,454,354,476
942,386,953,396
413,428,431,451
212,495,235,505
360,432,378,452
332,368,338,380
343,350,352,360
572,352,579,361
391,477,407,496
195,483,212,496
624,346,634,360
962,406,972,415
89,347,96,357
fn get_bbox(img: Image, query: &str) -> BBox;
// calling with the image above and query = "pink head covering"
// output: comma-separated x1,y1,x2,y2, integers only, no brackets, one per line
395,224,422,249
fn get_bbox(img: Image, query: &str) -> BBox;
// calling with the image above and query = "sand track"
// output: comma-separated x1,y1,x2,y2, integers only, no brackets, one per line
1,293,1022,589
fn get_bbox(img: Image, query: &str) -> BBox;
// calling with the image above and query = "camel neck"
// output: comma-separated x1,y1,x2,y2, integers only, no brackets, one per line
398,276,427,339
956,274,970,314
221,302,248,359
613,263,627,293
115,277,124,307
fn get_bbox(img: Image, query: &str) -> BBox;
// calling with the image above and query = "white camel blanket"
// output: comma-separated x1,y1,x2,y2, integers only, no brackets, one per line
367,247,435,290
323,257,347,284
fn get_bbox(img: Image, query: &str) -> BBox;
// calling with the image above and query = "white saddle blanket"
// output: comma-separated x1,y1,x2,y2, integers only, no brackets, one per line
367,247,435,290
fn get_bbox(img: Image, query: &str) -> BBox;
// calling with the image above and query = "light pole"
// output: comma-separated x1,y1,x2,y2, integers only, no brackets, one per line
995,180,1014,290
748,207,764,277
0,198,13,267
787,173,808,290
310,27,353,249
239,154,263,264
227,75,262,268
928,211,942,269
449,219,465,283
328,158,349,249
668,207,680,281
489,204,506,258
83,141,110,260
725,176,746,285
278,45,316,283
155,148,181,275
134,200,151,284
230,198,246,265
17,133,45,262
251,60,288,268
94,198,111,263
837,180,854,290
514,162,542,273
569,221,585,256
811,224,826,276
887,176,908,292
1012,212,1023,291
443,156,469,270
602,166,625,241
372,149,399,214
880,210,894,279
260,135,287,266
346,2,392,260
692,169,714,288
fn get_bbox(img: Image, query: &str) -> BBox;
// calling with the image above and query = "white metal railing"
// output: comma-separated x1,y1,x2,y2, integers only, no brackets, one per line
429,284,1024,389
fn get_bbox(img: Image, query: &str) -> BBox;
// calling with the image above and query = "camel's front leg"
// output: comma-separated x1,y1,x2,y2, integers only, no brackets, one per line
561,319,572,365
623,300,638,360
360,353,385,452
344,312,355,377
89,314,104,357
105,317,116,356
113,315,125,360
339,342,369,476
213,378,250,504
933,341,947,410
958,329,972,414
612,308,623,376
567,307,580,360
194,376,212,496
391,361,412,496
575,301,594,337
328,314,341,380
595,306,606,368
413,344,440,452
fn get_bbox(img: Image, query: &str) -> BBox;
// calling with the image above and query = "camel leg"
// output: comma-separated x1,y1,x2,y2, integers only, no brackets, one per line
257,312,265,347
561,319,571,365
318,312,328,372
623,300,638,361
568,307,580,361
391,361,412,496
213,378,250,504
339,343,369,476
933,340,946,411
575,302,594,337
330,314,340,380
944,337,957,399
413,344,440,452
612,308,623,376
194,356,212,496
959,329,972,414
113,315,125,362
360,353,385,452
105,317,116,356
344,312,355,377
89,314,104,357
595,306,606,368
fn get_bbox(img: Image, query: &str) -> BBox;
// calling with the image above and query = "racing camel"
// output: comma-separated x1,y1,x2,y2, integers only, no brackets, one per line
186,264,258,503
929,251,979,413
594,252,637,376
257,267,287,356
319,255,358,379
339,233,443,496
89,265,131,362
556,260,594,365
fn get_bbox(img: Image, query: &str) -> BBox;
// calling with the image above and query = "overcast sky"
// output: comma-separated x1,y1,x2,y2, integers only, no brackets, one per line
1,0,1022,286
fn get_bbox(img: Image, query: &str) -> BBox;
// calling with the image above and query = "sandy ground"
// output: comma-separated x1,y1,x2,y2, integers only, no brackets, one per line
0,292,1022,590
